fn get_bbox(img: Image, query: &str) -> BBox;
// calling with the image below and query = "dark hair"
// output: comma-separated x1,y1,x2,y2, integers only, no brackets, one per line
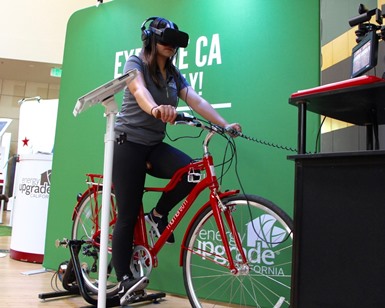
140,18,179,88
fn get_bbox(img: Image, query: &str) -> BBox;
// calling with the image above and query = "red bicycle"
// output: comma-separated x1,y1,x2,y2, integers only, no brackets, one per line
71,113,293,307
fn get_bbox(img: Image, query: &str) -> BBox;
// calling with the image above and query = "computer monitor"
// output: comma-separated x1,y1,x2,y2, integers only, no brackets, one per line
351,31,378,78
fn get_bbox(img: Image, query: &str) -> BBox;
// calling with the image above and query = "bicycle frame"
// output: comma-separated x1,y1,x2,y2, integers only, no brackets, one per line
134,158,243,269
73,120,248,275
133,129,247,274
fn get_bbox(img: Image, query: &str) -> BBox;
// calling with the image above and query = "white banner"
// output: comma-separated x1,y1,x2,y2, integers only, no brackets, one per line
10,153,52,262
17,99,58,154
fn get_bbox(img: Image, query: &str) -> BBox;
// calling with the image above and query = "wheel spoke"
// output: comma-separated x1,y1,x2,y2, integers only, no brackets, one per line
72,188,119,296
183,195,293,307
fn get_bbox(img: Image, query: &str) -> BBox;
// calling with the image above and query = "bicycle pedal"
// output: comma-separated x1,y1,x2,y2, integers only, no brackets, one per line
133,289,146,297
149,227,156,237
120,277,149,306
148,227,159,241
121,289,147,305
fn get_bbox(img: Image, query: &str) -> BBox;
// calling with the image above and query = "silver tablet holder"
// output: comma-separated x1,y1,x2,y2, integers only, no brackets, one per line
73,69,138,116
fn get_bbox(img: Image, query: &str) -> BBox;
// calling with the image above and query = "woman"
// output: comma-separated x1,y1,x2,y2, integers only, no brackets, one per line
112,16,241,305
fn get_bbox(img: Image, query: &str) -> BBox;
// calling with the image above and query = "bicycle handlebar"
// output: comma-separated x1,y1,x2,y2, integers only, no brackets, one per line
174,112,243,138
175,112,300,153
174,112,197,123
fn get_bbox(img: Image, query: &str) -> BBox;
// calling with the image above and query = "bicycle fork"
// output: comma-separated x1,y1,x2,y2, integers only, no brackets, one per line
210,192,249,275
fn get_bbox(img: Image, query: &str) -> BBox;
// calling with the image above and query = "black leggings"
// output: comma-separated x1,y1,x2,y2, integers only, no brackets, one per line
111,140,195,281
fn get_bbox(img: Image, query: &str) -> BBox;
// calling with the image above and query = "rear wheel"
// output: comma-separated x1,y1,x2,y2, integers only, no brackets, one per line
182,194,293,307
71,187,119,296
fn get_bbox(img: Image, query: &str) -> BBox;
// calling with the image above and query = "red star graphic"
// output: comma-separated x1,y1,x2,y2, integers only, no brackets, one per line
22,137,29,146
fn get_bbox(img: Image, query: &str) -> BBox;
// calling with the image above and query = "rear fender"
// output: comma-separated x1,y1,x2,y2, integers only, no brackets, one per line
71,188,94,221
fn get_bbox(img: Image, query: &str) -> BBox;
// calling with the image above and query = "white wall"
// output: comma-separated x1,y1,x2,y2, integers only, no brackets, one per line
1,0,111,64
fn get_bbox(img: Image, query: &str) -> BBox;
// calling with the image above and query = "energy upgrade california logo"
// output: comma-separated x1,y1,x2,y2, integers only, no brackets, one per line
18,169,51,198
196,214,289,276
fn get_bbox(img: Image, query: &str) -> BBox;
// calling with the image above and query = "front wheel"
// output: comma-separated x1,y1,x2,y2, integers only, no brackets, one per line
182,194,293,308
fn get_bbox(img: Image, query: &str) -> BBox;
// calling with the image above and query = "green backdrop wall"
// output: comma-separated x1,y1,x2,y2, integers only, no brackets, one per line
44,0,320,296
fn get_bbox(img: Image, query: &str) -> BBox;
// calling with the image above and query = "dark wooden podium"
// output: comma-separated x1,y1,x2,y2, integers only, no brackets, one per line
288,76,385,307
289,75,385,153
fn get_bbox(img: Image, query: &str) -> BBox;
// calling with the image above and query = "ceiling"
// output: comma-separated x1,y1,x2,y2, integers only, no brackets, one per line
0,58,61,85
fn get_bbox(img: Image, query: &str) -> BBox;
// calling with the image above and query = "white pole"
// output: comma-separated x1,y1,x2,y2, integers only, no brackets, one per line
72,69,137,307
97,97,118,308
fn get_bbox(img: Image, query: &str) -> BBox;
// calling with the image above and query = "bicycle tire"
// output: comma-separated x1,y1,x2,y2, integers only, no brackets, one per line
182,194,293,308
71,187,119,296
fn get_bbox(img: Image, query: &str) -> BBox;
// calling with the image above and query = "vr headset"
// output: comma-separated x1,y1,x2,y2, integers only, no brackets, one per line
141,17,189,48
150,26,189,48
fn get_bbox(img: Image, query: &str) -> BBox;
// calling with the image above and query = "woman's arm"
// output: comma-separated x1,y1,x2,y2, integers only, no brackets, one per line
179,86,241,132
127,71,177,122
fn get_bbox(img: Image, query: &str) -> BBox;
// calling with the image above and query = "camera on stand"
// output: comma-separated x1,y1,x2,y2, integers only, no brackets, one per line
348,4,385,78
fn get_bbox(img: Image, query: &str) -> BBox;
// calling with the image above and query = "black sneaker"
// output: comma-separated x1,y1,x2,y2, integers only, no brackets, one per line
118,276,149,306
145,208,175,244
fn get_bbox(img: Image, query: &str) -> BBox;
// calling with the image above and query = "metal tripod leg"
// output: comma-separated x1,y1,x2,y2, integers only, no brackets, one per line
68,240,118,306
39,239,166,307
67,240,166,307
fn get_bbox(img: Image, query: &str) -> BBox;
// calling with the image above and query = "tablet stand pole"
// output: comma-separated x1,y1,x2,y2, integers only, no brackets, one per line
97,95,117,308
71,69,138,307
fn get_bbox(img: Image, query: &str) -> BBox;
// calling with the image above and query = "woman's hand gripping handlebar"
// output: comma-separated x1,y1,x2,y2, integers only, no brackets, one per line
173,112,243,138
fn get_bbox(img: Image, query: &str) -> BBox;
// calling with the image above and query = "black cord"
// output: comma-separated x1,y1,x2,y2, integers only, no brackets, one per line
217,134,236,185
200,121,294,245
168,116,293,245
238,132,299,153
50,270,64,292
165,128,203,142
314,116,327,153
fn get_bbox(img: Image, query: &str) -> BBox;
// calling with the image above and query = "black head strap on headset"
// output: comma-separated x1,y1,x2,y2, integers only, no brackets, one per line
141,17,189,48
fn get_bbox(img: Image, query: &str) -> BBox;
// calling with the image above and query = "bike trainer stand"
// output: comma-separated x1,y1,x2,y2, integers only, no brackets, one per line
38,240,166,307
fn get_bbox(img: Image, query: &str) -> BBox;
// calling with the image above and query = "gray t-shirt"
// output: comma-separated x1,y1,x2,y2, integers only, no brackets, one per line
115,56,189,145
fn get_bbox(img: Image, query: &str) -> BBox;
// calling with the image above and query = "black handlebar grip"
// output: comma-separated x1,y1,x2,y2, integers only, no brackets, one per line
175,112,195,122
